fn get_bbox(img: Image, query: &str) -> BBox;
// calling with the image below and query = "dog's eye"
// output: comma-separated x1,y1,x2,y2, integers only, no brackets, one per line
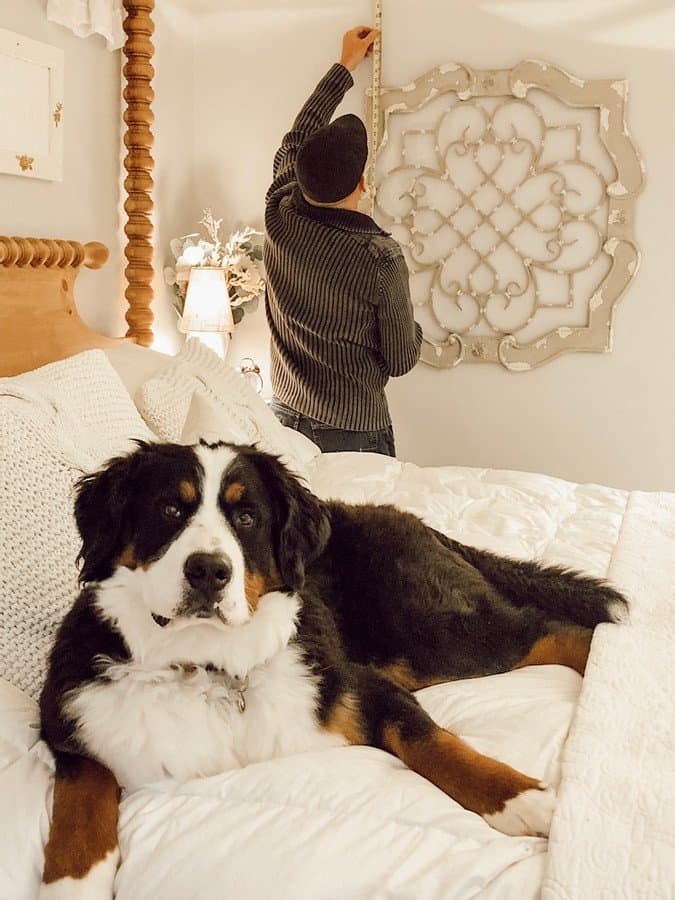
162,503,183,520
234,511,255,529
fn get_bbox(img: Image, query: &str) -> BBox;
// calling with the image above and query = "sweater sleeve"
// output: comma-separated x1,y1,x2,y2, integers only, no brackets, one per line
266,63,354,202
376,251,423,377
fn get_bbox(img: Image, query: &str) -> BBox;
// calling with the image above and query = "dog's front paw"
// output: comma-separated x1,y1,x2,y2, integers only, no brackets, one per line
255,590,299,644
226,591,299,679
484,783,556,837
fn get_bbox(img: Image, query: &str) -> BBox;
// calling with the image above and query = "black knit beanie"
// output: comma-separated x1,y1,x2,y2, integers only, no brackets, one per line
295,114,368,203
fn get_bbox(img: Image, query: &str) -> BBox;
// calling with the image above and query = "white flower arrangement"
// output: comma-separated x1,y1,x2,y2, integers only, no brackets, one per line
164,209,265,325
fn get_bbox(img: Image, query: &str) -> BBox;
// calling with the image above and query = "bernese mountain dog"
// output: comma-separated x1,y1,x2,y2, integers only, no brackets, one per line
39,441,626,898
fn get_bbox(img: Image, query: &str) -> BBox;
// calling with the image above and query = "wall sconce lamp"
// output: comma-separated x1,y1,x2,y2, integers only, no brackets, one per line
179,266,234,358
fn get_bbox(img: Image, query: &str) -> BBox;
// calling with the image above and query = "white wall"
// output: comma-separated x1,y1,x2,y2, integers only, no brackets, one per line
2,3,671,490
150,1,198,353
0,0,122,334
159,0,675,491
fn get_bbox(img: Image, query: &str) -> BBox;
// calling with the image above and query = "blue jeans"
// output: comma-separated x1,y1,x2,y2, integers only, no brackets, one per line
270,399,396,457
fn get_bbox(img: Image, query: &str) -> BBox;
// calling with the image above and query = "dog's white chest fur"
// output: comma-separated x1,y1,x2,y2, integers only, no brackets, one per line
69,642,343,792
68,587,344,792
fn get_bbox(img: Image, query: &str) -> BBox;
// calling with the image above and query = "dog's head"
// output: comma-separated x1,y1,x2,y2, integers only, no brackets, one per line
74,441,330,628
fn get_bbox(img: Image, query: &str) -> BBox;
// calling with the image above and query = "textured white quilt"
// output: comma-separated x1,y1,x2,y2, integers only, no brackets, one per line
1,448,673,899
543,491,675,900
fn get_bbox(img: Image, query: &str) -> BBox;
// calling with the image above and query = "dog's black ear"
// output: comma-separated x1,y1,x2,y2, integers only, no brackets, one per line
74,445,145,584
247,450,331,590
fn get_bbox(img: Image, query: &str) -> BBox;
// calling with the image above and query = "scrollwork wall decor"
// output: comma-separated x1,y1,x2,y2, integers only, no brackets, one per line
369,60,645,370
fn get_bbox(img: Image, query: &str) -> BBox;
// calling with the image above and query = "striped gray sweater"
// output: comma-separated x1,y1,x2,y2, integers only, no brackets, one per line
264,63,422,431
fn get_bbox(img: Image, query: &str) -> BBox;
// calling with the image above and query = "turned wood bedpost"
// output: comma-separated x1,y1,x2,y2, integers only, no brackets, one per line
122,0,155,346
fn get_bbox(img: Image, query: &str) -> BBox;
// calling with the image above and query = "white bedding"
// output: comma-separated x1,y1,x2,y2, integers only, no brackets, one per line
0,351,673,899
543,490,675,900
2,452,673,899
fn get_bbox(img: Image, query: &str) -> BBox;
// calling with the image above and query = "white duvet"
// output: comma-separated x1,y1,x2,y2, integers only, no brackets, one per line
1,453,673,900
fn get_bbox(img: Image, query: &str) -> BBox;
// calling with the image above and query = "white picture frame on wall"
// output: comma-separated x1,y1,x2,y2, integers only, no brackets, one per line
0,27,64,182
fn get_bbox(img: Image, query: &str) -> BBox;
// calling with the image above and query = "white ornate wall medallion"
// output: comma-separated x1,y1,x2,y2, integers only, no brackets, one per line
0,28,64,181
369,61,644,370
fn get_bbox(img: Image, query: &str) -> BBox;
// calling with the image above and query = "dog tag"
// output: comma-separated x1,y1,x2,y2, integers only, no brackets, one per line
231,673,249,713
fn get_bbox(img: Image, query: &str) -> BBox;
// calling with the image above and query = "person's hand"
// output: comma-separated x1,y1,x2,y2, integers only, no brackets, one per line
339,26,379,72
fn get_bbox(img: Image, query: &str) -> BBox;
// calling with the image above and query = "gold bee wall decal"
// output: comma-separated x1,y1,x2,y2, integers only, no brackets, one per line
16,155,34,172
53,102,63,126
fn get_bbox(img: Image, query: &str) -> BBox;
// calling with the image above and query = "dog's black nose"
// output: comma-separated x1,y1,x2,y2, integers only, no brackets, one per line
184,552,232,592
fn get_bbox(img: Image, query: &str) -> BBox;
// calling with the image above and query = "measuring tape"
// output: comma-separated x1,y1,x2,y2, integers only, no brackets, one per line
367,0,383,214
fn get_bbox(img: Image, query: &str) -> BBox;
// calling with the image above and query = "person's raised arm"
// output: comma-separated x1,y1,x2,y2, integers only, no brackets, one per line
266,26,378,201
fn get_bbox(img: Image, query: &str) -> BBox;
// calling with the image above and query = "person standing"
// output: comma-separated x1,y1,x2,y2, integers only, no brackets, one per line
264,25,422,457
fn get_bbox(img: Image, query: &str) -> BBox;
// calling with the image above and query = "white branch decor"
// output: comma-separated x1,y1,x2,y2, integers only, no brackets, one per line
164,209,265,327
369,60,645,370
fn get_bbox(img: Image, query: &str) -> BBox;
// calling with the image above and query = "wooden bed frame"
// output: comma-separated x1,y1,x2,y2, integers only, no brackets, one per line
122,0,154,348
0,236,118,376
0,0,156,378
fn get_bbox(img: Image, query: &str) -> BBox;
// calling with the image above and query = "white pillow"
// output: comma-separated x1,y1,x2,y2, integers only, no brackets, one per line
0,350,155,699
180,386,258,446
104,342,173,397
136,339,319,475
276,424,321,469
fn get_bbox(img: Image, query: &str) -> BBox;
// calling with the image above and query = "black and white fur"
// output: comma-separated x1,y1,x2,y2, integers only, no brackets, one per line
39,441,626,898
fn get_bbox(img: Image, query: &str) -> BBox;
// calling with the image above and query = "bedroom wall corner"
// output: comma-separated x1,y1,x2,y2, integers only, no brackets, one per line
0,0,122,335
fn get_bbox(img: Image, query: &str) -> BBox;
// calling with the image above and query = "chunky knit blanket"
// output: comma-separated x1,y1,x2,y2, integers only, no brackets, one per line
0,351,155,699
542,490,675,900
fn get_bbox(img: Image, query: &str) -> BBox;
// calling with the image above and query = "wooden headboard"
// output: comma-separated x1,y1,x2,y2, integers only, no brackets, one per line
0,236,120,376
0,1,156,373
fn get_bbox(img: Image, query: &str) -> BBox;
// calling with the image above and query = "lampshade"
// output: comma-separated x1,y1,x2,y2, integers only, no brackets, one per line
179,266,234,334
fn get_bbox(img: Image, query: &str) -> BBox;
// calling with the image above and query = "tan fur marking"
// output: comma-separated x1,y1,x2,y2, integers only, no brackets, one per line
116,545,137,570
377,660,448,691
179,479,197,502
43,758,120,883
244,571,267,613
514,627,592,676
225,482,245,503
383,724,541,816
323,692,365,745
244,563,281,612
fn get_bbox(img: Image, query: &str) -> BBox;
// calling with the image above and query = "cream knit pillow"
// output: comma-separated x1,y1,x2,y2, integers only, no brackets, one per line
0,351,155,699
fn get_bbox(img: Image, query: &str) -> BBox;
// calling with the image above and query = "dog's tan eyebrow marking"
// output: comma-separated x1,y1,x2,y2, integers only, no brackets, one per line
225,482,245,503
179,480,197,502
